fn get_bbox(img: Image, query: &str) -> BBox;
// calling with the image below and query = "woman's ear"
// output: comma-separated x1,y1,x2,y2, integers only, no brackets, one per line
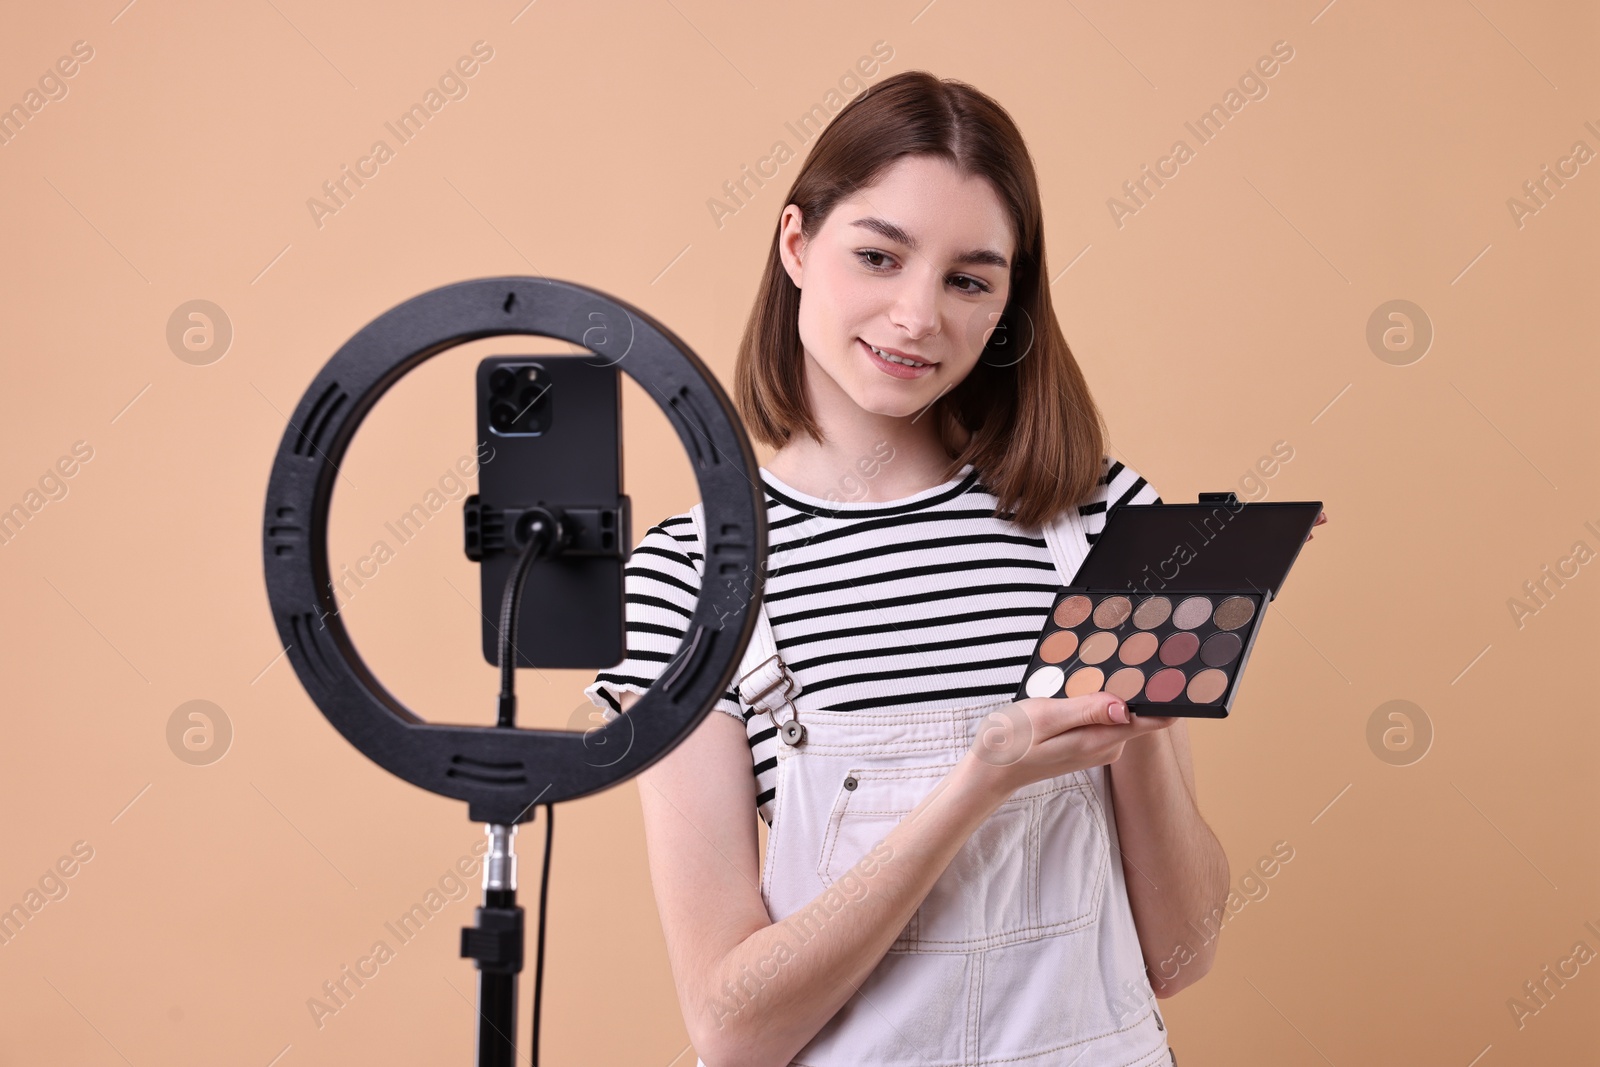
777,204,806,288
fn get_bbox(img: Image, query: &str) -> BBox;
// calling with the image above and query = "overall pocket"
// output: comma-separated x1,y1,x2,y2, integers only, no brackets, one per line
816,764,1108,953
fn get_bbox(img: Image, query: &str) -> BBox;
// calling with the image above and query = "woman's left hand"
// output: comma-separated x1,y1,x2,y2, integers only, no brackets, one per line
1305,509,1328,542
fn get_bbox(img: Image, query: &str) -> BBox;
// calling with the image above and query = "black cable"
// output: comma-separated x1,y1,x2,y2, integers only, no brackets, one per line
497,512,558,728
531,801,553,1067
494,509,565,1066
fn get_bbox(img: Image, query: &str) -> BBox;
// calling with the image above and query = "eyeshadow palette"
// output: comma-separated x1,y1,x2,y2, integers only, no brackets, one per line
1019,588,1265,714
1014,493,1322,718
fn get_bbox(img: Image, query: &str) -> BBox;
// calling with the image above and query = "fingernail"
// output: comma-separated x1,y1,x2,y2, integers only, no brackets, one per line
1110,701,1129,723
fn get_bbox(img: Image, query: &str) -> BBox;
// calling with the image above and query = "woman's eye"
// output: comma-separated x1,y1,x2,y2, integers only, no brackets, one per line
855,251,992,295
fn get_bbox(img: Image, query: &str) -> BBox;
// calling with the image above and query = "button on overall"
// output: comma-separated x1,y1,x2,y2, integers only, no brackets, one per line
689,502,1173,1067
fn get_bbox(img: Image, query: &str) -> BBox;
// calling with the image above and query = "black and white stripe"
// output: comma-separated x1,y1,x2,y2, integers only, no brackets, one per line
584,456,1160,826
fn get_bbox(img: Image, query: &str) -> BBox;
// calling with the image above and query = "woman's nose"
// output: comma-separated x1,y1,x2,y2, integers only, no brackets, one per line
887,272,944,340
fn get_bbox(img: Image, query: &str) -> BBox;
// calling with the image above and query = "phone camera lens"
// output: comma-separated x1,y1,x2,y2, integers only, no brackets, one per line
490,368,516,395
490,402,517,431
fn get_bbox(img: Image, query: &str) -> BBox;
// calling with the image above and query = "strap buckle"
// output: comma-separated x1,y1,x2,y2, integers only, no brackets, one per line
737,653,806,746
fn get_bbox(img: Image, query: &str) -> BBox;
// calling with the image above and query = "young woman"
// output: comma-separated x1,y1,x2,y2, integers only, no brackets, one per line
587,70,1231,1067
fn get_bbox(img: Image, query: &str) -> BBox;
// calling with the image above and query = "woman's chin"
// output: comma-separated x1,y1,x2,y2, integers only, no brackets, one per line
848,391,934,420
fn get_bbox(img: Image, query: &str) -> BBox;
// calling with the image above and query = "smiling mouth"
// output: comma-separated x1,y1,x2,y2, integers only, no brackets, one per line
861,340,935,368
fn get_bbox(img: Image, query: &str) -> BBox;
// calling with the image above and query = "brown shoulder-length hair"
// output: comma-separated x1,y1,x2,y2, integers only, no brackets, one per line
734,69,1106,532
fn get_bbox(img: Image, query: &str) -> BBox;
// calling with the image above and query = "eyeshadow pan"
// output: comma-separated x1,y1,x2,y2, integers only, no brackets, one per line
1213,596,1256,631
1024,665,1065,698
1186,668,1229,703
1040,630,1079,663
1133,596,1171,629
1173,596,1213,630
1078,631,1118,664
1144,668,1186,702
1054,595,1093,628
1118,631,1158,665
1093,595,1133,629
1065,666,1104,697
1200,632,1241,667
1159,631,1199,666
1105,667,1145,700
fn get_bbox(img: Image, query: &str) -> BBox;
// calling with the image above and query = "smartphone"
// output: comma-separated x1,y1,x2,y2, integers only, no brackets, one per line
466,355,630,670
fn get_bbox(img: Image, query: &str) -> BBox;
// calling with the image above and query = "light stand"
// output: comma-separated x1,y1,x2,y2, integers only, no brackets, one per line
462,823,524,1066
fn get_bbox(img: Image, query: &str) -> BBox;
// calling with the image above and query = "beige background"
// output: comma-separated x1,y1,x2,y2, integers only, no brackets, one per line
2,0,1596,1063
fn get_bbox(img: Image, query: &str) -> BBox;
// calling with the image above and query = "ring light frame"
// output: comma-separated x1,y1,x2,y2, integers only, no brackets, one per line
262,276,767,825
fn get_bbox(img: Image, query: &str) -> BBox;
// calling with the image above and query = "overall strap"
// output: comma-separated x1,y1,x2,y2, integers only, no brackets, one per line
689,502,803,725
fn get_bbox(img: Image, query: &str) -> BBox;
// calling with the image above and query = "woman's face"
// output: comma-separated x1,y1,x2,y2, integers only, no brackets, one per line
778,154,1016,423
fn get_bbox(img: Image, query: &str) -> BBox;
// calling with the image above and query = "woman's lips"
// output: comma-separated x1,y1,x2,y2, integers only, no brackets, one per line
859,338,934,379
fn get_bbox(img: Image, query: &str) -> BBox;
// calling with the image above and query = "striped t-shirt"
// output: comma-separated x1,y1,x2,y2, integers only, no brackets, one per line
583,456,1161,826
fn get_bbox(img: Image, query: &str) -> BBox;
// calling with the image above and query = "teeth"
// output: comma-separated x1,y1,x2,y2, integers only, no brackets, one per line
869,343,928,367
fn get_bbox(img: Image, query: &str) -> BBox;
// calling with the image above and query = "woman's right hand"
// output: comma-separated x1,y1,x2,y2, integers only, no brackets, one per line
959,694,1177,802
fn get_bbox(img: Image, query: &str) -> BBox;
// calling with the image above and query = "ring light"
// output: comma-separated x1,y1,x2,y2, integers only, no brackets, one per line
261,276,766,826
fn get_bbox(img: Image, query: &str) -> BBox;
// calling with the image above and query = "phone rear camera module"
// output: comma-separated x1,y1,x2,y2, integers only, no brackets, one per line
485,362,555,436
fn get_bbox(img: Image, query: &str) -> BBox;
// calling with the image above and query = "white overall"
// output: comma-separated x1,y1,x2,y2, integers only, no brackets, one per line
689,501,1174,1067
